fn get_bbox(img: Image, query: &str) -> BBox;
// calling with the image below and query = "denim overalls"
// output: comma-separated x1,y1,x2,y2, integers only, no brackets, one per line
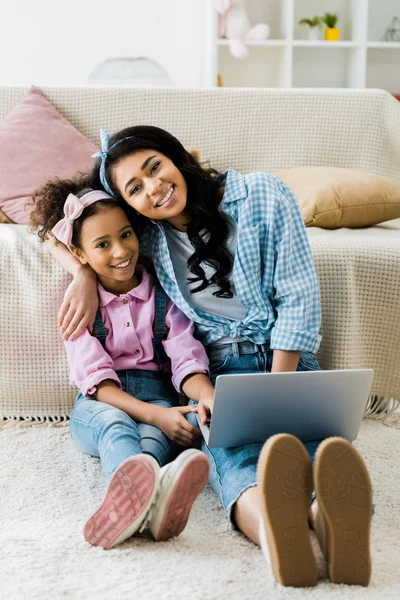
70,286,179,477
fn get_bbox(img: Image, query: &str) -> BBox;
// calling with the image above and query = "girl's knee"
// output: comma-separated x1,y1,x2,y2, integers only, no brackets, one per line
71,400,137,436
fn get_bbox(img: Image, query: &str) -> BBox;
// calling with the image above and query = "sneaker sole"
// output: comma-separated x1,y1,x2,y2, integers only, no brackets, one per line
257,434,317,587
314,437,372,586
153,453,210,541
83,455,158,550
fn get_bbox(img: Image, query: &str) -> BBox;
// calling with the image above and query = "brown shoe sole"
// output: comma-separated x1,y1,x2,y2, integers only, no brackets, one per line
257,434,317,587
314,437,372,586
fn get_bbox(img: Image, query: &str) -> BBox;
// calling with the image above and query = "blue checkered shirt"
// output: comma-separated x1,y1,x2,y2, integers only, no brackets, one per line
140,168,322,353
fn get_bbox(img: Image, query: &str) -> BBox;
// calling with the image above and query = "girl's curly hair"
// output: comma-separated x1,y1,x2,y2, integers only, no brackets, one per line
29,173,92,244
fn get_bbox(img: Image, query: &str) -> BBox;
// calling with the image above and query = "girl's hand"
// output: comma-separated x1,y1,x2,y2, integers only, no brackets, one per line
155,406,201,447
59,267,98,341
197,394,214,425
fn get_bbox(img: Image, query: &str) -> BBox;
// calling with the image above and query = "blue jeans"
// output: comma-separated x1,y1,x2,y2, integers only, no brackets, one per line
70,369,179,477
186,341,322,525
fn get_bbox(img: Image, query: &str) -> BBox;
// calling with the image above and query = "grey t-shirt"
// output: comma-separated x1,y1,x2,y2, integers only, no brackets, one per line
164,221,247,343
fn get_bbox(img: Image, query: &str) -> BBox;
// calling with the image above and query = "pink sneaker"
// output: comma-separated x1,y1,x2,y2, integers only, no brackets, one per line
83,454,159,549
145,449,210,541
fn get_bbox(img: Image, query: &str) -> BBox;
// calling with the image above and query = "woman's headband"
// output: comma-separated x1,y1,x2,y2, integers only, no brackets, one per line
92,128,135,197
51,189,114,246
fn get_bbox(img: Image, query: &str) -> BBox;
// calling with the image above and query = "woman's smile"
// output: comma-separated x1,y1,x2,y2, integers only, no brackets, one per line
154,185,176,209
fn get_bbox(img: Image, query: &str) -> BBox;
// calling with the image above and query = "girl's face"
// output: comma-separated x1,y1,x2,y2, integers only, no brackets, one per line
113,150,189,231
73,206,140,295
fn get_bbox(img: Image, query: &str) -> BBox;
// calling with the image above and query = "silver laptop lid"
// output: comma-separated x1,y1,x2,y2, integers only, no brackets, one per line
205,369,373,448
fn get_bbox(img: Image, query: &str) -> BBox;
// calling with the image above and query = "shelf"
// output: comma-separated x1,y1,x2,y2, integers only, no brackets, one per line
218,40,400,51
293,41,359,48
293,0,356,41
367,47,400,93
217,39,287,47
218,45,289,88
211,0,400,90
367,42,400,49
368,0,400,44
293,46,362,88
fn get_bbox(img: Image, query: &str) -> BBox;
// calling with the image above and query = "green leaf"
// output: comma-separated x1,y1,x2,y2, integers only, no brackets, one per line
299,16,322,28
322,12,338,28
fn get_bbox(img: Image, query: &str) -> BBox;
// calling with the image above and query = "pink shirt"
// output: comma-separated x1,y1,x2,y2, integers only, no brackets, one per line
64,266,209,397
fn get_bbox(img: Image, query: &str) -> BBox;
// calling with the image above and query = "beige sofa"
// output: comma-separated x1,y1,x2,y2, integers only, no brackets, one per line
1,85,400,420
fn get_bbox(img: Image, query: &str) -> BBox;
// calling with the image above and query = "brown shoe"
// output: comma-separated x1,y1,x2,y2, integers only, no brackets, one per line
313,437,372,586
257,433,317,587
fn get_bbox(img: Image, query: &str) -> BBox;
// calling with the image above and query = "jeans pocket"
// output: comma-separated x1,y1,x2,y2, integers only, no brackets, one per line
297,351,321,372
209,354,232,375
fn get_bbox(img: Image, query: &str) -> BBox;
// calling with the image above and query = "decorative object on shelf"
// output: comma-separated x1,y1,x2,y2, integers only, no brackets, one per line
381,16,400,42
298,16,322,41
215,0,270,59
87,57,172,85
322,12,340,41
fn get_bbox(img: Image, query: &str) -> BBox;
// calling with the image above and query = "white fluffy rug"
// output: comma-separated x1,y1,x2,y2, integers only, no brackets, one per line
1,419,399,600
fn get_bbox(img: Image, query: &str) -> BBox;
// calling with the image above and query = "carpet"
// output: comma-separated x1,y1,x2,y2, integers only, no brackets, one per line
1,419,399,600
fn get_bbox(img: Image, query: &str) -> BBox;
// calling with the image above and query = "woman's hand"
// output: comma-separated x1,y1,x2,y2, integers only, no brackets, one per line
155,406,201,447
59,266,98,341
180,374,215,425
196,393,214,425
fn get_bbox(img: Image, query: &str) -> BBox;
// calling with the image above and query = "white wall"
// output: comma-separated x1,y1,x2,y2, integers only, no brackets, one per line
0,0,213,87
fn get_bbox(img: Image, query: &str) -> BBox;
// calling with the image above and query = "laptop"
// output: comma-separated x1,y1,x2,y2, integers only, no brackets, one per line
196,369,374,448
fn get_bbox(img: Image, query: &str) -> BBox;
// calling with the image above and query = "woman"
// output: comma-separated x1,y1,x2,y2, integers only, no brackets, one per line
45,126,372,587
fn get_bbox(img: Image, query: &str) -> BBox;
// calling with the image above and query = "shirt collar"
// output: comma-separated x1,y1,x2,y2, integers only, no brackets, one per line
219,168,248,204
98,264,153,307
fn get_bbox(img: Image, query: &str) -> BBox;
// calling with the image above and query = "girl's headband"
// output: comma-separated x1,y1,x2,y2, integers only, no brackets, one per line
92,128,135,197
52,190,113,246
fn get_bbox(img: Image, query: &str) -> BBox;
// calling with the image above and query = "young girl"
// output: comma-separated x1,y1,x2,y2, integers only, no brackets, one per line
30,181,215,550
45,128,372,587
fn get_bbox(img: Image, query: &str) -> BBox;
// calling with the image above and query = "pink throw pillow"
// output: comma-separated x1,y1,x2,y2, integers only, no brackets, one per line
0,86,98,224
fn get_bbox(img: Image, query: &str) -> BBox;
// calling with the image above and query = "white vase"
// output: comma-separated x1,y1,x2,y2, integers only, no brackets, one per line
307,28,320,41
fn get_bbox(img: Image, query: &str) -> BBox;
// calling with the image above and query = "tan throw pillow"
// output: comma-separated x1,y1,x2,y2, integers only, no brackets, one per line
0,208,14,223
276,166,400,228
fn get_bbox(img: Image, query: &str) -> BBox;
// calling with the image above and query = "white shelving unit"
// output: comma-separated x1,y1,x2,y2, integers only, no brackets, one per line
205,0,400,93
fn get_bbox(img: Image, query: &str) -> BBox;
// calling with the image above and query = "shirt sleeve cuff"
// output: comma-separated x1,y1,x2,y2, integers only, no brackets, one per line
270,328,322,354
172,361,210,393
82,369,122,398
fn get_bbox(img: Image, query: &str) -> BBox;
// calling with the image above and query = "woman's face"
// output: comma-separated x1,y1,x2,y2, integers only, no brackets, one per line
112,150,189,230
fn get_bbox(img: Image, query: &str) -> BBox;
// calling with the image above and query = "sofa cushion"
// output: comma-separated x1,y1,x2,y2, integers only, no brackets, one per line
276,166,400,228
0,86,97,224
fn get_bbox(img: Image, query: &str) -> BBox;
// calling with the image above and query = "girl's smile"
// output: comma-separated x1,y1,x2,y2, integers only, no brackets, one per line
113,150,190,231
111,258,133,271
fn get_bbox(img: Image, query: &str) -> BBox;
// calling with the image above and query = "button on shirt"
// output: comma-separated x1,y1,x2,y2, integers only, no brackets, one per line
64,267,209,397
140,169,322,353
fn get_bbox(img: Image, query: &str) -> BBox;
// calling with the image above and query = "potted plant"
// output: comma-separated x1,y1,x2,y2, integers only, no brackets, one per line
322,13,340,41
298,16,322,41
